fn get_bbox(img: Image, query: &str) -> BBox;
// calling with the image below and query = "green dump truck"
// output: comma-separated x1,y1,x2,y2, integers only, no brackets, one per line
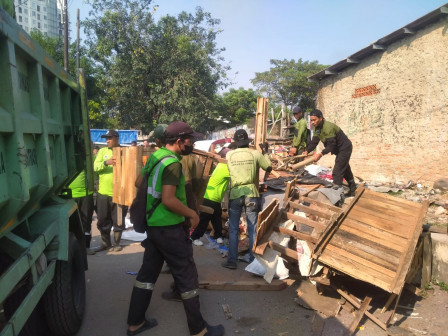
0,7,93,336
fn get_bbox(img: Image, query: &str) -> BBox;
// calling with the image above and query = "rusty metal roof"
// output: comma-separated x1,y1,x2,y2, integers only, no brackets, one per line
308,4,448,81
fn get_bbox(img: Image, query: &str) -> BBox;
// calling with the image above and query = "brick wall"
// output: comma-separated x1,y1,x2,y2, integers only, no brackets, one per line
315,17,448,187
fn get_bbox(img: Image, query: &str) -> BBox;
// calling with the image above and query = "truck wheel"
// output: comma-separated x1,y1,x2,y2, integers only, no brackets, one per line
43,233,86,335
1,255,51,336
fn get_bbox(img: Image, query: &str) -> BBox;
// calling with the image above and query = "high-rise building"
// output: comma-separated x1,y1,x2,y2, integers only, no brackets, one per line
14,0,61,38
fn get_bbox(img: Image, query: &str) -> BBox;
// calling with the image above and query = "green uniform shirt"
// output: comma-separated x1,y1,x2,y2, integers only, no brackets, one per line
292,118,307,150
93,147,114,196
143,147,186,227
68,170,93,198
226,148,271,200
204,163,230,203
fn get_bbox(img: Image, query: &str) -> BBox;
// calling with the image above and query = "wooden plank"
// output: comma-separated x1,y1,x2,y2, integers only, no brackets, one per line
274,226,318,244
268,241,298,260
349,198,417,225
112,147,123,205
346,207,413,239
354,197,418,225
356,194,419,218
335,288,387,331
299,196,343,213
318,246,395,291
288,201,333,219
283,212,328,231
348,296,372,334
199,280,286,291
363,189,421,209
340,218,408,252
254,200,279,249
390,200,429,294
321,243,397,279
329,230,401,270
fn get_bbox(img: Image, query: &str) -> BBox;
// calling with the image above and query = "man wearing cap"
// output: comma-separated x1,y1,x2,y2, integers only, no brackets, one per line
289,106,308,157
93,130,127,252
127,121,224,336
303,109,356,196
222,129,272,269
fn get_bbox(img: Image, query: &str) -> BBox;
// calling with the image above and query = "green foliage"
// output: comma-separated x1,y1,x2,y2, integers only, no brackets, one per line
251,59,327,111
83,0,229,133
220,88,258,126
432,279,448,291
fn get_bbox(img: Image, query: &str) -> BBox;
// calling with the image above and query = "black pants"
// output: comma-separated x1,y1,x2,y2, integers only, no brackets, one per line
191,198,223,240
74,194,94,248
96,193,128,233
332,144,354,186
127,223,206,334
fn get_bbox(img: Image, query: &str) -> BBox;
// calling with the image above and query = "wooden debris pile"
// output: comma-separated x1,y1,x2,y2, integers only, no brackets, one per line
253,179,429,334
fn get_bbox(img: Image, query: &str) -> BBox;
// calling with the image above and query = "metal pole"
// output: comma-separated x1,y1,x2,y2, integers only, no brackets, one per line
63,0,69,71
76,8,80,81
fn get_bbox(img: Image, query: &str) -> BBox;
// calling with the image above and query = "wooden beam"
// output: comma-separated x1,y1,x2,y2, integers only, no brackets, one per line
199,280,287,291
348,296,372,334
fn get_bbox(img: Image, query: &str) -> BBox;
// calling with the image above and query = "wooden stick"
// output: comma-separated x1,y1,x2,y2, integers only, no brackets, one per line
290,156,316,170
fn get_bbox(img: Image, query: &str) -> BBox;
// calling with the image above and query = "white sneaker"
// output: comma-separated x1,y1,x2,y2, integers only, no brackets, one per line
192,239,204,246
216,238,224,244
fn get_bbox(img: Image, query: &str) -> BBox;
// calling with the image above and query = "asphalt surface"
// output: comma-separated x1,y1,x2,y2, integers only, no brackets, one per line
77,221,315,336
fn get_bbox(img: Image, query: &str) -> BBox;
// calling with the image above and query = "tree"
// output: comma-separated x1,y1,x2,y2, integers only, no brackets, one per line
83,0,229,133
251,59,326,111
219,88,258,126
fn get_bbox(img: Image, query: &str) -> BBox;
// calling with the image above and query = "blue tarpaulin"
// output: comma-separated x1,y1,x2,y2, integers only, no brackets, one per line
90,129,139,145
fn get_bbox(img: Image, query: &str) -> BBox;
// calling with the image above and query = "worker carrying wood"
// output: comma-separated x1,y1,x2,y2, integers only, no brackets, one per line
289,106,308,157
303,109,356,197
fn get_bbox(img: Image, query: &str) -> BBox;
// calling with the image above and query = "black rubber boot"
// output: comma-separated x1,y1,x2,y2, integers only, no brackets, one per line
346,180,357,197
114,231,123,251
95,231,112,252
204,324,225,336
183,296,206,335
127,287,153,327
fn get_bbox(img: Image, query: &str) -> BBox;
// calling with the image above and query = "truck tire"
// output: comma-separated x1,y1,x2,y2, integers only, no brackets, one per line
1,255,51,336
43,233,86,335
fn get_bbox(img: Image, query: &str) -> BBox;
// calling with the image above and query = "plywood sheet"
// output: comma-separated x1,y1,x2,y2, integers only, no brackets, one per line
317,185,428,294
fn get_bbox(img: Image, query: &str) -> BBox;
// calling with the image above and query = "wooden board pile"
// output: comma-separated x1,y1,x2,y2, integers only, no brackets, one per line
254,179,429,334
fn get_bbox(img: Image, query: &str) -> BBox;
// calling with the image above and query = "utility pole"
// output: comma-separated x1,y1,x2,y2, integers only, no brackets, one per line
63,0,69,72
76,8,80,81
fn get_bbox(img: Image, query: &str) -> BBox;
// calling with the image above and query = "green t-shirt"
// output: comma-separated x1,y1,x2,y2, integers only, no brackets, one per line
93,147,114,196
226,148,271,199
292,118,307,150
69,170,93,198
204,163,230,203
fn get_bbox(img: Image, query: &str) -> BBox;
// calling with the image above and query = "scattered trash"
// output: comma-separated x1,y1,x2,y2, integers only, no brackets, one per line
126,271,138,275
222,304,232,319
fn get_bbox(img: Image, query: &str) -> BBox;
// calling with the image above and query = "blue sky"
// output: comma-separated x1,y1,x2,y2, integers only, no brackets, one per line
68,0,447,90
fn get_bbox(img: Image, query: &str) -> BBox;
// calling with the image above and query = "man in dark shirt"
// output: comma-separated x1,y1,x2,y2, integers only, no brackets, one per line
303,109,356,196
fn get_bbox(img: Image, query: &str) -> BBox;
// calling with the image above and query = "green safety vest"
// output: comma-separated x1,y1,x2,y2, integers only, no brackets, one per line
144,147,186,227
69,170,93,198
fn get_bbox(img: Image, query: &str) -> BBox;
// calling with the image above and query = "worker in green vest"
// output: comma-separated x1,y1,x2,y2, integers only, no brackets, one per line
127,121,224,336
0,0,16,18
93,130,127,252
69,170,95,255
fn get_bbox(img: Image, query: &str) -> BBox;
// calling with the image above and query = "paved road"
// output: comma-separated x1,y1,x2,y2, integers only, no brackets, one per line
77,221,315,336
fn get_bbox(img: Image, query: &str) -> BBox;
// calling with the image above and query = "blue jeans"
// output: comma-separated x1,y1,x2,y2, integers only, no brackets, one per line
227,196,259,264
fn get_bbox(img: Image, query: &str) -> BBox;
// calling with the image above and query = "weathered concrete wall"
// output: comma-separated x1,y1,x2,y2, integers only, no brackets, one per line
315,17,448,186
